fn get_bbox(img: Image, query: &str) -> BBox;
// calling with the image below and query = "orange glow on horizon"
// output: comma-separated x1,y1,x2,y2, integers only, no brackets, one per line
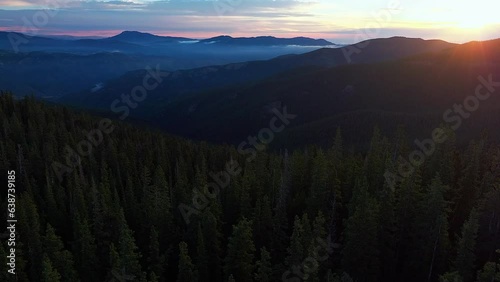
1,25,498,44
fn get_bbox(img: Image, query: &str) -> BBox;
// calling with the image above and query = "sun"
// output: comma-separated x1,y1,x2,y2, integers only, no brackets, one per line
450,3,498,30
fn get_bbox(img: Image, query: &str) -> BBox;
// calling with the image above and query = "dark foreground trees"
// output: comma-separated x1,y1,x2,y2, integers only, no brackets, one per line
0,94,499,282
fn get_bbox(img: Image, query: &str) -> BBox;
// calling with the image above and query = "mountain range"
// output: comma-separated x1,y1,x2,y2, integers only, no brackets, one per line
61,36,479,148
0,31,339,98
0,31,335,54
2,31,500,149
62,37,456,108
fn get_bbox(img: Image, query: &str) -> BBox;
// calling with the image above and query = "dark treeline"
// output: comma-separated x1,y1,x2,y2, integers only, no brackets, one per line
0,94,499,282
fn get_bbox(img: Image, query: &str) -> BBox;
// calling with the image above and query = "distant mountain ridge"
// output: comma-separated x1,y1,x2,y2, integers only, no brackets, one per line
99,31,336,46
0,31,336,50
277,36,456,68
59,37,500,148
149,38,500,147
0,30,340,98
107,31,194,44
61,37,457,118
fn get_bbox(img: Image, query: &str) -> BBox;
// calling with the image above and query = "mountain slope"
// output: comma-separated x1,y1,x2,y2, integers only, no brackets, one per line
0,51,180,98
0,31,336,54
107,31,194,44
145,38,500,147
1,31,342,98
62,37,457,115
0,31,144,53
287,36,455,65
65,39,500,147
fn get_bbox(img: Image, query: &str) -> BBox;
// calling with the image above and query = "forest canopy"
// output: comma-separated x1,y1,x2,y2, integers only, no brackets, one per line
0,94,499,282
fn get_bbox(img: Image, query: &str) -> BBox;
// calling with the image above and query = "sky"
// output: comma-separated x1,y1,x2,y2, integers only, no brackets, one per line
0,0,499,43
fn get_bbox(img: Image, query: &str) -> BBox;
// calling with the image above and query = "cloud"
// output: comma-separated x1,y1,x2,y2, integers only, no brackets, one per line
0,0,498,42
0,0,321,36
1,0,39,7
1,0,309,11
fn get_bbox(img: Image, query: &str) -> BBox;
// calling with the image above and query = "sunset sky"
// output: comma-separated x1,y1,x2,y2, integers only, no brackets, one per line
0,0,499,43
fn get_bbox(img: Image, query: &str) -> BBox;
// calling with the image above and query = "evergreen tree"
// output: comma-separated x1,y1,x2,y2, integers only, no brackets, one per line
255,247,272,282
377,179,397,281
224,218,256,282
286,216,305,269
342,186,380,282
328,127,343,168
43,224,77,281
177,241,198,282
201,211,223,281
196,223,209,281
73,213,99,281
149,272,160,282
308,212,328,281
253,196,273,250
394,170,423,279
439,271,463,282
412,175,451,281
147,226,165,280
475,261,500,282
364,126,389,192
271,154,290,279
41,254,61,282
300,214,313,254
109,210,143,281
307,149,329,216
146,165,174,241
173,157,189,208
17,192,43,280
454,209,480,282
453,141,482,232
239,168,254,218
109,243,131,282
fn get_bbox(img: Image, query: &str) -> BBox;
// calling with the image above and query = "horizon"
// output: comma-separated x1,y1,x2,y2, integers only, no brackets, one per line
1,1,499,44
2,29,500,45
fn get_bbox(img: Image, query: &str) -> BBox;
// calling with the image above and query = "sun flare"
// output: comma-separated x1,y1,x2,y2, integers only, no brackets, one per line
450,2,498,30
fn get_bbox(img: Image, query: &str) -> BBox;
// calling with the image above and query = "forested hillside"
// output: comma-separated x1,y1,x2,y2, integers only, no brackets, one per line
61,37,455,113
57,39,500,150
148,39,500,148
0,94,499,282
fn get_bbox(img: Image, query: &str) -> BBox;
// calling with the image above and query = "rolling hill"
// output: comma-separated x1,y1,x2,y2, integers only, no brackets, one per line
61,38,500,149
1,31,342,98
62,37,456,109
152,38,500,148
0,31,336,54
